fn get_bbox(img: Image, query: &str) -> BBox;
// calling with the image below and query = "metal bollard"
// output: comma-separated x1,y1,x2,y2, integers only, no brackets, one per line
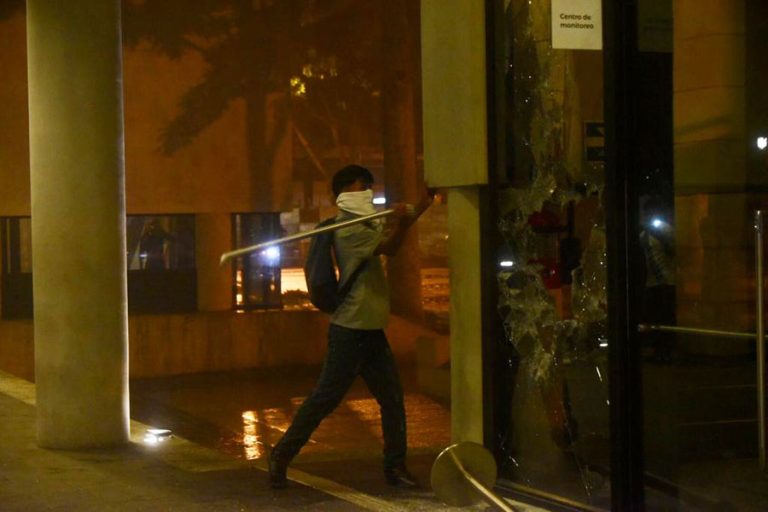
431,442,518,511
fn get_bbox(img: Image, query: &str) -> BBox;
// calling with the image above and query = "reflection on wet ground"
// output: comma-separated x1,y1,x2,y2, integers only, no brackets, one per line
130,363,451,483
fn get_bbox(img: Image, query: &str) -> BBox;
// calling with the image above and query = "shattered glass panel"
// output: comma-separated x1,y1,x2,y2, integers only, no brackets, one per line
494,0,609,507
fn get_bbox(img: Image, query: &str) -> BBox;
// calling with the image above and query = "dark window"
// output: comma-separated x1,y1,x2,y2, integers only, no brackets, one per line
1,215,197,318
127,215,197,314
232,213,283,310
0,217,33,319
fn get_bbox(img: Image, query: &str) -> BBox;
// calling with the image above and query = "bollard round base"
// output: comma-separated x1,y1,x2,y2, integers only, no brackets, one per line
430,441,498,507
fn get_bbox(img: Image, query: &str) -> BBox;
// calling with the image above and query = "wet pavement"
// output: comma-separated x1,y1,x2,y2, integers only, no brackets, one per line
130,363,452,463
0,364,550,511
0,383,367,511
129,363,458,504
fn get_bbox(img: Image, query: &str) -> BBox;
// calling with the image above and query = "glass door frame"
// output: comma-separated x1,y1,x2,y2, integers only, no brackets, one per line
602,1,645,509
481,1,647,510
603,2,768,510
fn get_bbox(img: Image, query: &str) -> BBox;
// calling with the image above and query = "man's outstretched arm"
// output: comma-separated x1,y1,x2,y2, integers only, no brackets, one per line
375,188,436,257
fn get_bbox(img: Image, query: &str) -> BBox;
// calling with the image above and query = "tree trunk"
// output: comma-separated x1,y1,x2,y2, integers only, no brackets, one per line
246,88,269,211
246,90,293,213
380,0,423,320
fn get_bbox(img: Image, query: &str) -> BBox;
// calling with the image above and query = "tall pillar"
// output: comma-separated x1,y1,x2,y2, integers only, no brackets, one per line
674,1,749,352
447,187,485,443
196,213,233,311
27,0,129,448
421,0,488,443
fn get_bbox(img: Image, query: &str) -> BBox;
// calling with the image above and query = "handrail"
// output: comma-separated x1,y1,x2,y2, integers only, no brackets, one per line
755,209,766,470
637,210,768,470
637,210,767,470
642,210,768,470
637,324,756,340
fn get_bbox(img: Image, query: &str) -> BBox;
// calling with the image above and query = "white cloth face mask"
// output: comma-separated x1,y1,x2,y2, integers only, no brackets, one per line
336,189,383,230
336,189,376,217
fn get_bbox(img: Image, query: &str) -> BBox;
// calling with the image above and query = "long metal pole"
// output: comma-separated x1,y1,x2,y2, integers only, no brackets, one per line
756,209,766,470
219,209,395,265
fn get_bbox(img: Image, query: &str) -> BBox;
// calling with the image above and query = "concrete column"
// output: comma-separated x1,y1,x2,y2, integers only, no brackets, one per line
27,0,129,448
421,0,488,188
196,213,233,311
421,0,487,444
447,187,485,444
674,1,751,351
674,0,745,191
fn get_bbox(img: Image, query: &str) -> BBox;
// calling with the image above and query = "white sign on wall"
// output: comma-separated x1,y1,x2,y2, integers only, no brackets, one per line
551,0,603,50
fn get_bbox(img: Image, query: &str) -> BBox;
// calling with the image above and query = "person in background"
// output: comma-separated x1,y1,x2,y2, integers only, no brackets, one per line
139,219,173,271
639,197,676,361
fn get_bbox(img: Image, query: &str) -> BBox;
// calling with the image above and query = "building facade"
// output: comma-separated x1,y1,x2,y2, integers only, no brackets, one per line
2,0,768,509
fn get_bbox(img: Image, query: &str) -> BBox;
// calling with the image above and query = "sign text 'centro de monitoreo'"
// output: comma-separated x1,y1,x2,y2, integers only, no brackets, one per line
551,0,603,50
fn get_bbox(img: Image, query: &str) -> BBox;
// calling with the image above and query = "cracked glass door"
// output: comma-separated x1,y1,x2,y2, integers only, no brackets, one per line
491,0,610,508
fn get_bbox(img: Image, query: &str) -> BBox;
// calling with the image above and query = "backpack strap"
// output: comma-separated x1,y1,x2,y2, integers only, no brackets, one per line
331,213,368,301
333,217,370,306
328,214,372,307
337,257,368,301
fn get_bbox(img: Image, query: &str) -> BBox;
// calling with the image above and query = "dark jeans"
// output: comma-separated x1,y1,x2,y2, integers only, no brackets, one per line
272,324,407,469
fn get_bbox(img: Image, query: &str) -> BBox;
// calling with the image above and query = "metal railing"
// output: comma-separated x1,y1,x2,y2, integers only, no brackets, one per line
638,208,768,470
755,209,765,470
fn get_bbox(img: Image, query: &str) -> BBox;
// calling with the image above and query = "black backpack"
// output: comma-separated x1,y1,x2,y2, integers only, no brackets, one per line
304,217,367,313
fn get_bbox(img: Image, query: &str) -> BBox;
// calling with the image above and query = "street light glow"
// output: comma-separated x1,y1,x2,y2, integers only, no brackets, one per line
263,247,280,263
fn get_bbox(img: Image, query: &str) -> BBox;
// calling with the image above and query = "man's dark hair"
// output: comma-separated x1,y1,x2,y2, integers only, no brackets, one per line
332,164,374,198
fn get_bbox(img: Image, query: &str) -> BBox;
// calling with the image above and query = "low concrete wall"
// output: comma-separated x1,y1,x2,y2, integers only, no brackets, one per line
0,310,331,380
0,310,434,381
128,310,331,378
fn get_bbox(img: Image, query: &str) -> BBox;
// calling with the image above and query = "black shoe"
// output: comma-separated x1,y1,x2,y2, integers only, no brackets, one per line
384,466,419,488
268,452,289,489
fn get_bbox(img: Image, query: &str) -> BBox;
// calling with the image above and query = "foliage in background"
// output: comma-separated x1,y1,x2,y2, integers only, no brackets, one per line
122,0,383,168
